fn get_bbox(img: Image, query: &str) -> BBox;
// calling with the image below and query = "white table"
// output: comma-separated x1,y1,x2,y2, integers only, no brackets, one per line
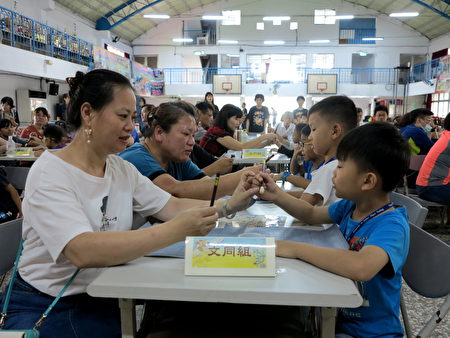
87,256,362,338
0,155,36,161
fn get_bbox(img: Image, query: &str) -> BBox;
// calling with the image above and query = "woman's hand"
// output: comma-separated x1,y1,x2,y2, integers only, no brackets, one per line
211,157,234,174
227,171,260,213
171,206,218,236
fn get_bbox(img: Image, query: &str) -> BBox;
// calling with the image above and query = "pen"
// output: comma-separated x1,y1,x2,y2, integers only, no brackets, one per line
265,153,275,164
209,173,221,207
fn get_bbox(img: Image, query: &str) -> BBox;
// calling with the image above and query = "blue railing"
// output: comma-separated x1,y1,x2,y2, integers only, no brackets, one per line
0,5,93,66
164,67,397,85
411,58,441,82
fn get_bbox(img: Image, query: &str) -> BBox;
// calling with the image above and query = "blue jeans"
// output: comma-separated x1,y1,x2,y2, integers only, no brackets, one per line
417,184,450,204
0,274,121,337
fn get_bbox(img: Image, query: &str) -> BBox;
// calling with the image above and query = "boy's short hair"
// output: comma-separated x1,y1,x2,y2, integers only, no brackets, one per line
308,96,357,133
296,95,305,101
254,94,264,101
374,104,388,115
444,113,450,131
337,122,410,192
44,125,65,144
195,101,214,113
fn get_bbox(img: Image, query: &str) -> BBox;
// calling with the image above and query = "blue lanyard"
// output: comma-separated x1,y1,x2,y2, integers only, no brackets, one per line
345,203,393,242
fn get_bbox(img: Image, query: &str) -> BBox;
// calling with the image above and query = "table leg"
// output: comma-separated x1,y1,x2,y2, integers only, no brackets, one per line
320,307,336,338
119,298,136,338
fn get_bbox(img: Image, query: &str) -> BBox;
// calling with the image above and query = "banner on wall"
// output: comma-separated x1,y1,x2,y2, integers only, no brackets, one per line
436,55,450,93
132,61,165,96
93,46,131,79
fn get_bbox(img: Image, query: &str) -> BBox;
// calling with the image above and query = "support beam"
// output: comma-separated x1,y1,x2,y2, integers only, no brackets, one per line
410,0,450,21
96,0,166,30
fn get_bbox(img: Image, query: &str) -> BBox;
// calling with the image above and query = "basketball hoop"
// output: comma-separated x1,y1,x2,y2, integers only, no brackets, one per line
222,82,232,94
317,82,327,93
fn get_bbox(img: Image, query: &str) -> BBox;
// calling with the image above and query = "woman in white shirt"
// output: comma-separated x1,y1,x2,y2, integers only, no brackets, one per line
1,69,258,337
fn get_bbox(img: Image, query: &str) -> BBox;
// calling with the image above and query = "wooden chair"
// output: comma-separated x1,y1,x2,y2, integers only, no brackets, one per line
401,223,450,337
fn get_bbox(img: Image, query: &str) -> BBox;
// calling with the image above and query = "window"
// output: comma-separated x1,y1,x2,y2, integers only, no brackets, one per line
222,10,241,25
312,54,334,69
246,54,307,83
431,93,450,118
314,9,336,25
221,54,240,68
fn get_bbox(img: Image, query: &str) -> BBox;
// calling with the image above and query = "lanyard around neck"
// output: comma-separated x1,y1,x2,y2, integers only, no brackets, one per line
345,202,393,243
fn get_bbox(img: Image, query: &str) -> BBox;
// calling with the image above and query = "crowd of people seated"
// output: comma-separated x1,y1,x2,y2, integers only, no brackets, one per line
0,68,449,338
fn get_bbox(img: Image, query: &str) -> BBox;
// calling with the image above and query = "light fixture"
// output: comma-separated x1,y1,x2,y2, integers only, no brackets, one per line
263,16,290,21
264,40,285,45
256,22,264,30
358,51,368,56
389,12,419,17
334,15,354,20
362,37,384,41
217,39,239,44
143,14,170,19
309,39,330,43
290,22,298,30
227,54,240,57
172,38,193,43
202,15,224,20
194,50,205,56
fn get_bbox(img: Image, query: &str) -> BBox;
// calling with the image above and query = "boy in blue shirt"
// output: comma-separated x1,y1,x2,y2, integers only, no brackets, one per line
252,122,411,337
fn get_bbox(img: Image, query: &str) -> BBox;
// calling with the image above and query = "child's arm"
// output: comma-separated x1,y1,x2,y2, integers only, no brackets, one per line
276,241,389,281
253,172,331,224
5,183,22,217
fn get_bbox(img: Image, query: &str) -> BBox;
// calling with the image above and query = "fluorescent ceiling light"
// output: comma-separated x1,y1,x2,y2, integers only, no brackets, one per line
334,15,354,20
202,15,224,20
263,16,290,21
264,40,285,45
256,22,264,30
227,54,240,57
362,37,384,41
309,39,330,43
172,38,193,42
290,22,298,30
193,50,205,56
389,12,419,17
217,39,239,44
358,51,368,56
143,14,170,19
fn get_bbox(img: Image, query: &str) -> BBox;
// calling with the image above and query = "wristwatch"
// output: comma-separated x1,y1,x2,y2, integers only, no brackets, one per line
282,171,291,183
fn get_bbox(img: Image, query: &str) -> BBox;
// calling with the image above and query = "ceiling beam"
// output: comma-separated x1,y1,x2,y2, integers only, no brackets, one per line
409,0,450,20
96,0,166,30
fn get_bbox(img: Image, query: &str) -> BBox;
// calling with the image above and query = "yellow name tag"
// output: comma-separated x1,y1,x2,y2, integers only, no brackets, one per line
242,149,267,158
184,236,276,276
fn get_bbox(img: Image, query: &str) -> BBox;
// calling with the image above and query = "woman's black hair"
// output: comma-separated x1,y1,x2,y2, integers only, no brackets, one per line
66,69,134,130
213,104,243,135
0,118,14,129
397,108,434,128
1,96,14,108
34,107,50,119
204,92,214,103
144,101,196,138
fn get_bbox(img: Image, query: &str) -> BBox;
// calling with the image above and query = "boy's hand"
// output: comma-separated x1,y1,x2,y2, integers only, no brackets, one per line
253,172,280,201
276,240,299,259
